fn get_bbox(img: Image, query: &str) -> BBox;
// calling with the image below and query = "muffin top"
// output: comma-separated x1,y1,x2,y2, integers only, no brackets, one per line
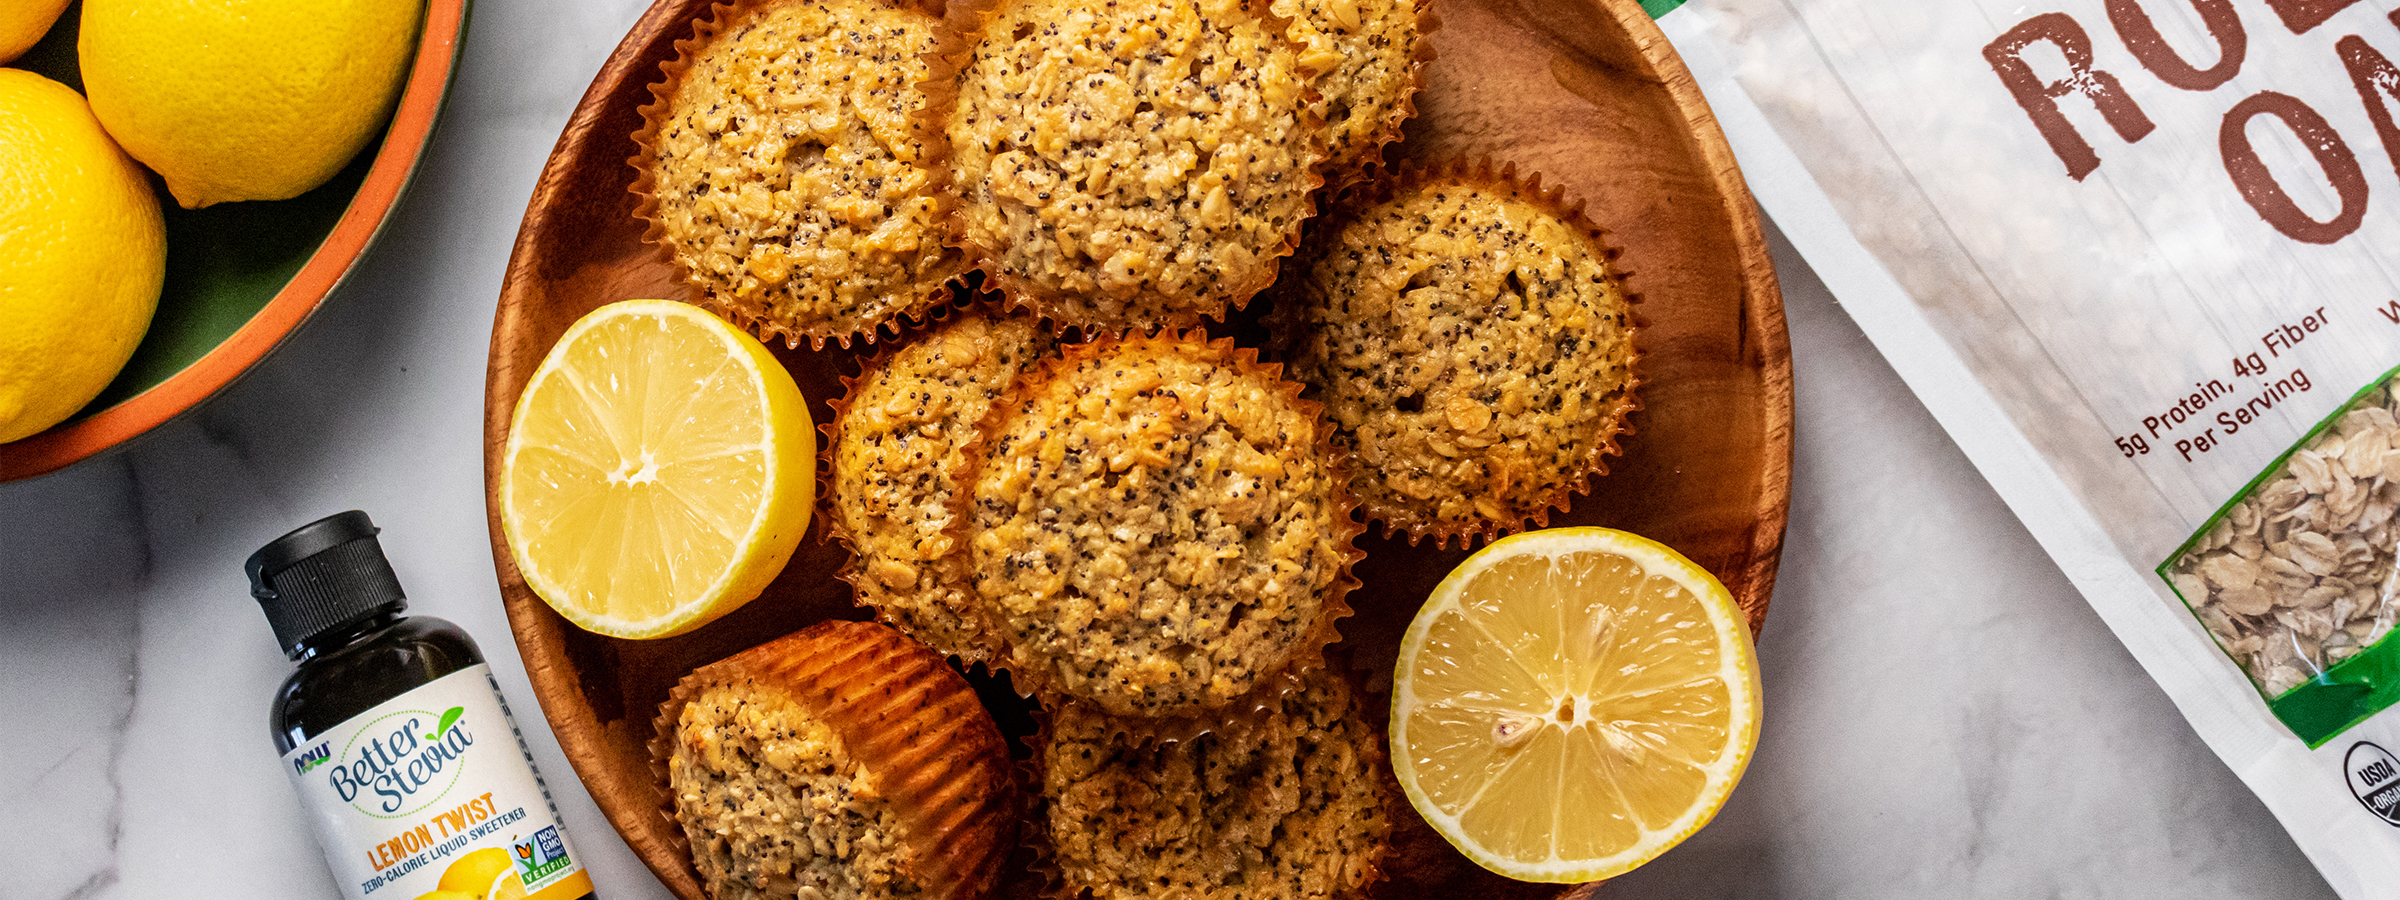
1272,0,1424,175
963,333,1353,717
1041,667,1391,900
660,621,1015,900
671,685,919,900
831,310,1056,663
643,0,959,348
1275,169,1637,544
935,0,1322,330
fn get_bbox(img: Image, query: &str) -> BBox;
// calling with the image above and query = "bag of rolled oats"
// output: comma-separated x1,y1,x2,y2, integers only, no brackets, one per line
1652,0,2400,894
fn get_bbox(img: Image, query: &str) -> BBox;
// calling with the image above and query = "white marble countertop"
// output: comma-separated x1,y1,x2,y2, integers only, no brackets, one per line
0,2,2344,897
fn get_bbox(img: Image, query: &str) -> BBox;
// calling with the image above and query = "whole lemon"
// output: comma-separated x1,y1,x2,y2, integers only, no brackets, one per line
79,0,426,209
0,69,166,444
0,0,72,64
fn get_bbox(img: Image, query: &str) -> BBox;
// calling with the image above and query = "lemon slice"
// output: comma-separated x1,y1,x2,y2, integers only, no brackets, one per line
1390,526,1762,882
486,868,529,900
499,299,814,639
436,847,516,899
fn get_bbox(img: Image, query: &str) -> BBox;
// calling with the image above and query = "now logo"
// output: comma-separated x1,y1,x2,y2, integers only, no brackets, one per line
293,742,332,775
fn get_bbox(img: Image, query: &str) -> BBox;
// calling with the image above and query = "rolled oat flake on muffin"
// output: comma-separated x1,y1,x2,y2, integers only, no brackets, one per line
830,310,1056,664
1275,162,1638,546
1039,666,1392,900
658,621,1015,900
961,333,1356,717
637,0,963,349
929,0,1325,331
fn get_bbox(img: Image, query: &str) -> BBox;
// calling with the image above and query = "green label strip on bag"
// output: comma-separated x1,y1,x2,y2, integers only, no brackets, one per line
1641,0,1685,17
2278,638,2400,748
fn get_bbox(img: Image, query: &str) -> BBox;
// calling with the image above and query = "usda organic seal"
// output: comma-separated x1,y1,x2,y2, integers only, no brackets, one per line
2344,742,2400,826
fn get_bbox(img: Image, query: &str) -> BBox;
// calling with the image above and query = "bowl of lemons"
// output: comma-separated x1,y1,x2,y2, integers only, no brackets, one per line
0,0,468,481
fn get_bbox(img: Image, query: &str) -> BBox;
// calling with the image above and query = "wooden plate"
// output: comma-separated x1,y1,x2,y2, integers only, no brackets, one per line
0,0,471,481
483,0,1791,895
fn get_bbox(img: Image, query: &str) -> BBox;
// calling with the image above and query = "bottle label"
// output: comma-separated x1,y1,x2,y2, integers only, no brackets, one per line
281,664,593,900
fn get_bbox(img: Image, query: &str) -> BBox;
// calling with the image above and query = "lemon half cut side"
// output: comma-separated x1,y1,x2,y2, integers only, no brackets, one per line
499,299,814,640
1390,526,1762,883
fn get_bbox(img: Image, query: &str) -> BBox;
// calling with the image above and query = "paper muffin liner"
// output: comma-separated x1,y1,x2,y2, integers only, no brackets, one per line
943,328,1366,719
821,299,1062,666
1293,0,1440,190
802,288,978,550
1052,651,1334,749
630,0,971,352
916,0,1330,336
1269,156,1646,549
817,290,971,537
1017,661,1394,900
650,620,1019,900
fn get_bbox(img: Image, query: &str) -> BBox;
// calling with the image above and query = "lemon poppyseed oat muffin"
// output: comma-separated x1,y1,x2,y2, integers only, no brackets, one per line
931,0,1323,331
1275,164,1637,545
1040,667,1391,900
660,621,1015,900
640,0,961,349
1272,0,1427,177
830,310,1056,663
962,333,1355,717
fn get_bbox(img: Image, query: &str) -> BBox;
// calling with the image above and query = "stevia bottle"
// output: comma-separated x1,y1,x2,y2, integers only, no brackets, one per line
251,511,597,900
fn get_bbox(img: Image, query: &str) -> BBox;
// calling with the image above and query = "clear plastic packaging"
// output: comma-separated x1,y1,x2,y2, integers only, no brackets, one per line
2165,371,2400,702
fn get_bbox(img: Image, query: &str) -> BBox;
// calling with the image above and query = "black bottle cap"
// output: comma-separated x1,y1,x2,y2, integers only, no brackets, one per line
247,511,408,658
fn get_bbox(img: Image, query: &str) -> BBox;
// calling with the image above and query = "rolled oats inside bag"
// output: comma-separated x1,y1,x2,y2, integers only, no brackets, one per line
2164,369,2400,745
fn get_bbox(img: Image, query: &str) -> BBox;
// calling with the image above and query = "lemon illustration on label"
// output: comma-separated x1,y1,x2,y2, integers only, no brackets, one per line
415,847,526,900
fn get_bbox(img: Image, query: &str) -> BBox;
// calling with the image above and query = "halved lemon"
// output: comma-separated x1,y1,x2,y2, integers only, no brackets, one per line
1390,526,1762,882
499,299,814,639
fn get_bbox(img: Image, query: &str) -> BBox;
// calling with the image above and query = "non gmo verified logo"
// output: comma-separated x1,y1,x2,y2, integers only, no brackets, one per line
2345,741,2400,826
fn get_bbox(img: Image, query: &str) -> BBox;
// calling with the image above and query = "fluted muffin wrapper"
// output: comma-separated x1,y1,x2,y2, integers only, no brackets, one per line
945,328,1366,719
631,0,971,351
804,288,978,548
819,291,970,552
821,298,1059,666
650,620,1019,900
1043,652,1333,748
1018,661,1395,900
916,0,1330,336
1269,156,1646,549
1305,0,1441,190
